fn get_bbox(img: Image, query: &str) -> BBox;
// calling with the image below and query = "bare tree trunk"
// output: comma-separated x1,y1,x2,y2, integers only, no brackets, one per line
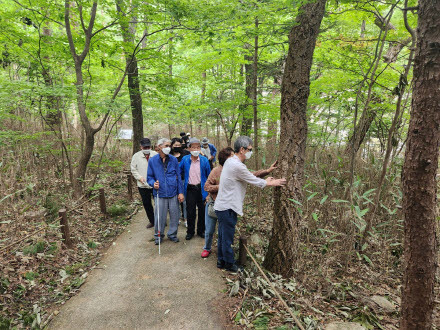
241,45,253,135
363,7,416,243
263,0,327,277
252,18,261,211
400,1,439,328
116,1,144,155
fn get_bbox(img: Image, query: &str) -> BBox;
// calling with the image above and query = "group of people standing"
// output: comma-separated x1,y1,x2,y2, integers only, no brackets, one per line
131,133,286,272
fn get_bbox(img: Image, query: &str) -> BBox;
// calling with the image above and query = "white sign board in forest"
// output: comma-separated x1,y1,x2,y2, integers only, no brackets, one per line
116,129,133,140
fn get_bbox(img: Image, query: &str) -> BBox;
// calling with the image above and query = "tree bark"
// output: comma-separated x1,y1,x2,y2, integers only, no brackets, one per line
345,108,377,154
241,46,253,135
116,1,144,155
263,0,327,277
400,1,440,328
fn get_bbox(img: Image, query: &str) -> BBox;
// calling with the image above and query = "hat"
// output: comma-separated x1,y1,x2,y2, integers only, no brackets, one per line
187,137,200,147
201,137,209,144
187,133,191,136
140,138,151,147
180,132,186,137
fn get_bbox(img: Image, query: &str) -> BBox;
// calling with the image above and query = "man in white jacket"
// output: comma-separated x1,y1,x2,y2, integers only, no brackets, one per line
131,138,158,228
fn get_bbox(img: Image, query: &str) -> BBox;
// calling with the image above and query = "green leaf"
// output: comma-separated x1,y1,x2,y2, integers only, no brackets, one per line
307,192,318,201
320,195,328,204
331,199,349,203
362,189,376,198
312,213,318,221
288,198,302,206
362,254,373,265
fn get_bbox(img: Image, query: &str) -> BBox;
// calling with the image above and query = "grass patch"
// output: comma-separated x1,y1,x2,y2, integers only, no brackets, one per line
107,204,128,217
23,241,46,255
24,272,39,281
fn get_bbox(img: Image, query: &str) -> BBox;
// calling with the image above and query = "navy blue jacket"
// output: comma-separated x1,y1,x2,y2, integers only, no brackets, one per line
208,143,217,161
179,155,211,200
147,154,183,198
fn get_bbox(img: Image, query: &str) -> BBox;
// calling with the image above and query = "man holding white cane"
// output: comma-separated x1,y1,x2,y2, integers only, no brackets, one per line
147,138,184,245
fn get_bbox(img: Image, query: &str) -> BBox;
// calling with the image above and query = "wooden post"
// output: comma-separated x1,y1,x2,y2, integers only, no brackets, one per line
99,187,107,215
239,237,248,266
127,173,133,201
58,209,73,248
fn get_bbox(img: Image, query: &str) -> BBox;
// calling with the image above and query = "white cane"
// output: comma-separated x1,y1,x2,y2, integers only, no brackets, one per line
156,184,161,255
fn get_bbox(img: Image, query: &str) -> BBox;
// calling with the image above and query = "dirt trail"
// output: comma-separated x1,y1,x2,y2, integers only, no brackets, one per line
49,211,226,330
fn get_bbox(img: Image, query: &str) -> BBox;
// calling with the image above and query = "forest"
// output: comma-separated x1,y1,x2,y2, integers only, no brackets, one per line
0,0,439,329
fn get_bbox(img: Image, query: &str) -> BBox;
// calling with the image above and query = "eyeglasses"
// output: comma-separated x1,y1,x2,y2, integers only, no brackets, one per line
245,147,253,152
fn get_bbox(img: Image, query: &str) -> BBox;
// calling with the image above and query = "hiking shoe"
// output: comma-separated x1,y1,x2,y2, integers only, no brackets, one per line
146,223,154,229
185,234,194,240
184,220,188,228
225,263,243,273
217,260,225,269
201,250,211,258
154,238,163,245
169,237,180,243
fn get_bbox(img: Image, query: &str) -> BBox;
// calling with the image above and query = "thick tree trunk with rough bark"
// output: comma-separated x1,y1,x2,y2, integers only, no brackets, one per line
263,0,327,277
400,1,440,328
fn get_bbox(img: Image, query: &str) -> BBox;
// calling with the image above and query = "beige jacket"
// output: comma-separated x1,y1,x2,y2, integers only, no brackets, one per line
130,150,158,188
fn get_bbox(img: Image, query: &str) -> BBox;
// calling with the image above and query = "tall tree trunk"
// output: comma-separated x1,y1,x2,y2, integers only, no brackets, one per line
400,1,439,328
363,6,416,243
263,0,327,277
116,1,144,155
241,46,253,135
252,18,261,211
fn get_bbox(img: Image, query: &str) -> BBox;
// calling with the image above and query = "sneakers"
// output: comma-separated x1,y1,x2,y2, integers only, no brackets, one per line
198,233,205,239
154,238,163,245
185,234,194,240
169,237,180,243
201,250,211,258
184,220,188,228
217,260,225,269
146,223,154,229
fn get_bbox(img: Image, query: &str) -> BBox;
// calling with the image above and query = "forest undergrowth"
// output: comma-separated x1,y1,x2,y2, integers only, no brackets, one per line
223,148,440,329
0,130,139,329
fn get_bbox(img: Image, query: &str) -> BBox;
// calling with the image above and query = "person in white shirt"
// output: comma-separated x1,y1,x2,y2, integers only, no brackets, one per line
130,138,158,228
214,136,286,272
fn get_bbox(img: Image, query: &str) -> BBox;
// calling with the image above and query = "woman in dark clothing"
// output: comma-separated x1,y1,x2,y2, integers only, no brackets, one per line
171,138,190,226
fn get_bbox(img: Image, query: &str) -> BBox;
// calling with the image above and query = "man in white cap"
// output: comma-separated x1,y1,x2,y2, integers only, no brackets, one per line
130,138,157,228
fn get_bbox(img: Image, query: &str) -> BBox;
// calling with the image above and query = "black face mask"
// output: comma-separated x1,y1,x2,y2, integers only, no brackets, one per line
173,147,182,153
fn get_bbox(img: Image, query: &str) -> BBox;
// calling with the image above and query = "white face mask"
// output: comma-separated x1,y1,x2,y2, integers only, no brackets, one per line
162,147,171,155
191,151,200,157
245,151,253,160
142,149,150,155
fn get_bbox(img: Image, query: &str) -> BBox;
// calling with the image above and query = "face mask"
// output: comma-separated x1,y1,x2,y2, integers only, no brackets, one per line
162,147,171,155
191,151,200,157
245,151,253,160
142,149,150,155
173,147,182,153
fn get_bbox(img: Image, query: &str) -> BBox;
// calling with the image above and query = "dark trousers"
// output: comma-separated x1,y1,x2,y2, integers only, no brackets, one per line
215,209,238,264
186,184,205,236
138,187,154,225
